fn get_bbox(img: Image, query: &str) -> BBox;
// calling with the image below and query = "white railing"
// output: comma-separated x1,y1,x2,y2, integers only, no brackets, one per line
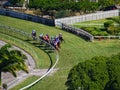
20,50,59,90
55,10,119,25
19,34,59,90
0,24,59,90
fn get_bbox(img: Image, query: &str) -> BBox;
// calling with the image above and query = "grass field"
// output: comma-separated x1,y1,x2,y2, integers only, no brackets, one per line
72,17,120,36
0,15,120,90
72,17,119,28
0,33,53,69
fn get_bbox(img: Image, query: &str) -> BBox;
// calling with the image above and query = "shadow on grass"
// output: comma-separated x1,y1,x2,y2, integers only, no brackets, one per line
28,40,55,71
0,28,55,71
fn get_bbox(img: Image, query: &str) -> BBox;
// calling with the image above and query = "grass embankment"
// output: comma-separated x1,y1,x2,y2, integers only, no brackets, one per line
0,15,120,90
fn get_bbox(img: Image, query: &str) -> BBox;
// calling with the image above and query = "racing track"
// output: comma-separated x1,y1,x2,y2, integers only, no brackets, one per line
0,25,59,90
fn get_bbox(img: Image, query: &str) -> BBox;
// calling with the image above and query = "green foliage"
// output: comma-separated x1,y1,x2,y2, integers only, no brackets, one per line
9,0,119,18
0,44,28,77
105,53,120,90
55,10,70,18
74,17,120,36
82,27,109,36
111,17,120,24
66,53,120,90
104,21,114,29
107,26,120,35
1,15,120,90
97,31,109,36
28,0,99,17
98,0,116,9
103,21,120,35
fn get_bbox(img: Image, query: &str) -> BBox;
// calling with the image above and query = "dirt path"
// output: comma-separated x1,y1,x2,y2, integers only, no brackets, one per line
0,40,58,89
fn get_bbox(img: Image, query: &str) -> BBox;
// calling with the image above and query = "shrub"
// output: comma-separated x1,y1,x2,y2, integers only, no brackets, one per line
107,26,120,35
55,10,70,18
82,27,94,33
97,31,109,36
66,53,120,90
104,21,114,30
91,30,99,36
82,27,109,36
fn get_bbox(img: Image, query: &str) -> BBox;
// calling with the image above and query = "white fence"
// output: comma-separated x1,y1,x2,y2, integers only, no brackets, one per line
55,10,119,25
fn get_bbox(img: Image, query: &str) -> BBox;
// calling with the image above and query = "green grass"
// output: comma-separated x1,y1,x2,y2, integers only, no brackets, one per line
72,17,119,28
10,76,39,90
0,15,120,90
72,17,120,36
0,32,51,69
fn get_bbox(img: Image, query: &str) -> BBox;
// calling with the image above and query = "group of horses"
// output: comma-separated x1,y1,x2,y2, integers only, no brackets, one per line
31,30,64,51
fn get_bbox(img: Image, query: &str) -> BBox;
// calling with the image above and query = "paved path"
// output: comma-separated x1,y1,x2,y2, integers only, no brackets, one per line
0,40,58,89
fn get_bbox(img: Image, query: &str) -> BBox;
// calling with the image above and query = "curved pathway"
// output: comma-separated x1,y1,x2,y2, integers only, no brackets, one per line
0,40,58,89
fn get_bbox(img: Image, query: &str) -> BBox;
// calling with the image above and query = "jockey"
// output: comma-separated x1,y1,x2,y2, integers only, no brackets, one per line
39,33,44,40
32,30,37,40
58,33,64,43
43,34,50,42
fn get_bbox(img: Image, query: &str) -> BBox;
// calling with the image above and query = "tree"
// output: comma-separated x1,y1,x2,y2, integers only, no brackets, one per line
0,44,28,85
66,53,120,90
66,56,109,90
28,0,99,17
104,21,114,30
105,54,120,90
98,0,116,9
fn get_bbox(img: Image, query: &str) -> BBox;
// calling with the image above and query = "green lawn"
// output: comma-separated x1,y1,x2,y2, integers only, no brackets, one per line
0,15,120,90
72,17,120,36
73,17,119,28
0,32,51,69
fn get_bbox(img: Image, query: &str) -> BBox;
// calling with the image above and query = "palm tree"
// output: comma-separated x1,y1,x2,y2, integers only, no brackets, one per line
0,44,28,86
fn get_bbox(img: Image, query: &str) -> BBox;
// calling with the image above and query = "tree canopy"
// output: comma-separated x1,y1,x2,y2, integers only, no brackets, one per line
66,53,120,90
8,0,120,18
0,44,28,85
